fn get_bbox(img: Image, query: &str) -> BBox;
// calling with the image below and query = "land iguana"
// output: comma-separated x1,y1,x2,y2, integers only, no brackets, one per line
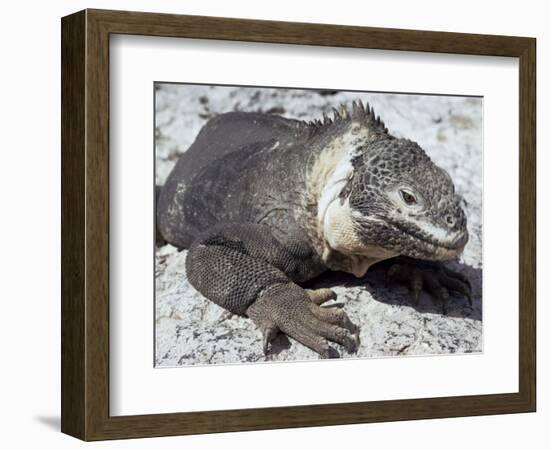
156,101,471,358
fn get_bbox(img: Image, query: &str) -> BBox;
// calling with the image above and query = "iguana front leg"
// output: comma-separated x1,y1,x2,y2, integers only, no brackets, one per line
185,223,359,357
386,259,472,314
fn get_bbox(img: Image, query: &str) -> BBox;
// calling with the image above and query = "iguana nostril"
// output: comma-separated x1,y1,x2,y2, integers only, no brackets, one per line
446,215,454,226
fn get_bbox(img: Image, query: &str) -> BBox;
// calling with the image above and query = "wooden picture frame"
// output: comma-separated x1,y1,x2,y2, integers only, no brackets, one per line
61,8,536,441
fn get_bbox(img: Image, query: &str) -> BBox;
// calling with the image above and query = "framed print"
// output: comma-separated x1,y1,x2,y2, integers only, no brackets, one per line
61,9,536,440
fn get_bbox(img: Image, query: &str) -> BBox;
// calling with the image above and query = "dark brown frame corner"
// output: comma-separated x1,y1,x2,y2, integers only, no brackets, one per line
61,8,536,441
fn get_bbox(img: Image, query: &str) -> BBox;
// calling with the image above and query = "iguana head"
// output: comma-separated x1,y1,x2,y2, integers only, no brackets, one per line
316,102,468,275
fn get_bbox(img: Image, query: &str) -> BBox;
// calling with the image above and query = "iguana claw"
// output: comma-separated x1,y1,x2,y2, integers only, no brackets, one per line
387,262,472,314
261,323,280,355
248,284,360,357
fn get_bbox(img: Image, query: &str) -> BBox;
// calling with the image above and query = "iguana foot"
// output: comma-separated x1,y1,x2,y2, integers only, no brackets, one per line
247,284,359,358
386,262,472,314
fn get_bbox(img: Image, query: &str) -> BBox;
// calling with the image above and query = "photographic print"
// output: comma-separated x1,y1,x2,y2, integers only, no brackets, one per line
154,83,482,366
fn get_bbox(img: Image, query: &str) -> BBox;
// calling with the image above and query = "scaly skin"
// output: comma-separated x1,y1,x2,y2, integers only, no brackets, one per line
157,101,471,357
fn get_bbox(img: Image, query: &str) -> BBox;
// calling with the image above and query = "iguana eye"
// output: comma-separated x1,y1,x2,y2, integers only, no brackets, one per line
400,189,417,205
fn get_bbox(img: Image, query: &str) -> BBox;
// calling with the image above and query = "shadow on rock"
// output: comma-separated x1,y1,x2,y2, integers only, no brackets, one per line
304,258,482,322
266,333,292,356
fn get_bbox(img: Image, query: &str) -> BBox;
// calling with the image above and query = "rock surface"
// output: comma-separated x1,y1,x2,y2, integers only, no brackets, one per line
155,84,483,367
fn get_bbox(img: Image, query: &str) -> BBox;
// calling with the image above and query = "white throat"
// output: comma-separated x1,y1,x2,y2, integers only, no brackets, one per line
313,127,397,277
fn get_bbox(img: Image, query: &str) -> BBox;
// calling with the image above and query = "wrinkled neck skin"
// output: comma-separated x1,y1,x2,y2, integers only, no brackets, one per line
304,122,396,277
321,198,398,277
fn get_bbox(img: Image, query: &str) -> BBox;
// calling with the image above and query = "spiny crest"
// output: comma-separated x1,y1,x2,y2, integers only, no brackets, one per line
305,100,388,135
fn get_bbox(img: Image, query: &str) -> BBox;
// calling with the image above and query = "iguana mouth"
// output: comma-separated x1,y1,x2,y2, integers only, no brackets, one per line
387,220,468,253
